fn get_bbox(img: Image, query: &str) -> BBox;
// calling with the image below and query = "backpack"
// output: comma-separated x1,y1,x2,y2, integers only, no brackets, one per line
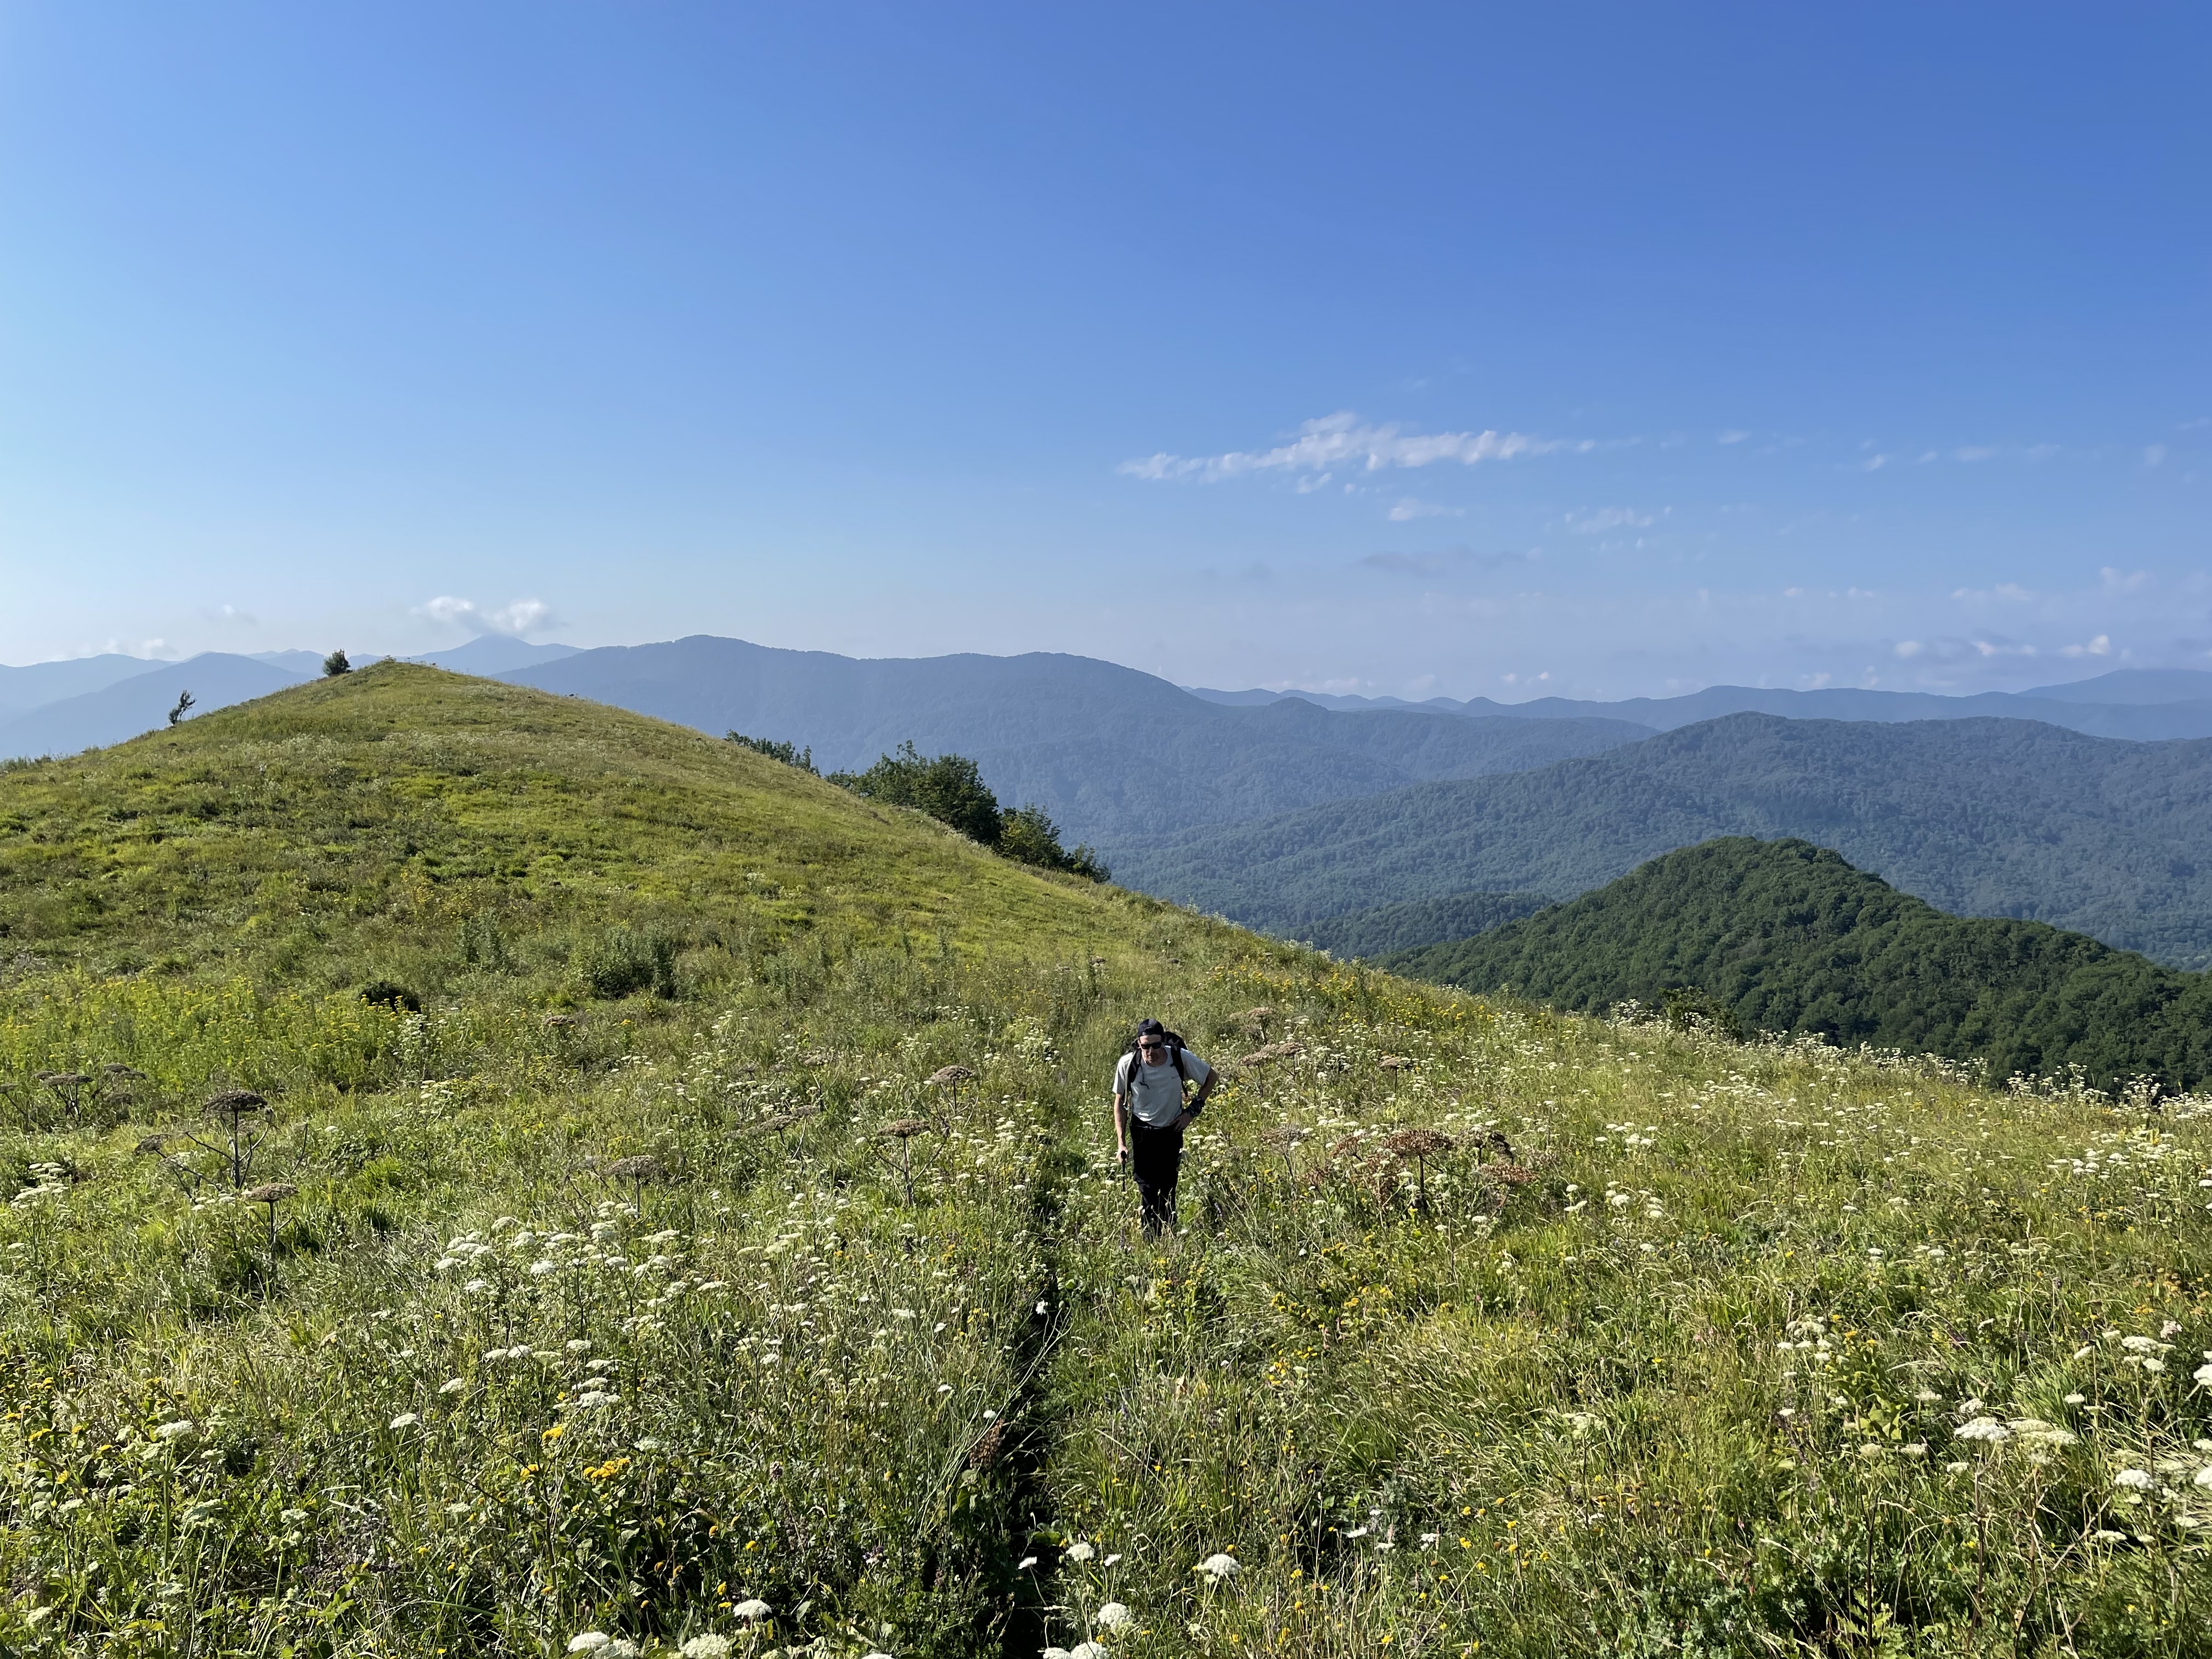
1122,1029,1190,1087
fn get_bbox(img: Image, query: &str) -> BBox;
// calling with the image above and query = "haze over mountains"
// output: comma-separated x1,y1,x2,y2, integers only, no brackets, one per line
12,634,2212,973
1190,668,2212,741
1116,714,2212,970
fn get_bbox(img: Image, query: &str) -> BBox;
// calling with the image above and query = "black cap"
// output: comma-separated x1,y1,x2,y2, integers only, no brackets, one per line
1136,1018,1165,1037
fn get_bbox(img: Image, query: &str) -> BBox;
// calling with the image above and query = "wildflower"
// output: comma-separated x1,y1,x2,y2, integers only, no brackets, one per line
1019,1556,1039,1570
1197,1553,1240,1582
575,1391,617,1409
2114,1469,2157,1490
2195,1363,2212,1386
1070,1645,1110,1659
1066,1541,1096,1563
1095,1601,1133,1629
439,1378,466,1395
2072,1346,2095,1361
603,1646,641,1659
1900,1443,1928,1458
568,1637,611,1654
390,1413,420,1430
680,1638,733,1658
1105,1553,1123,1566
530,1260,559,1277
2122,1335,2170,1355
152,1420,197,1442
2064,1392,2088,1404
464,1279,492,1294
567,1340,592,1352
2092,1528,2129,1542
730,1600,771,1621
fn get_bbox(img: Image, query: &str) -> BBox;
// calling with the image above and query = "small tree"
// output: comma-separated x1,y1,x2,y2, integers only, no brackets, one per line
167,691,194,727
323,650,351,677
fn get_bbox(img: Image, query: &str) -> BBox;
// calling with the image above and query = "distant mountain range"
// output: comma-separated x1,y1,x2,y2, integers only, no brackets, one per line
1115,713,2212,971
0,637,581,761
498,636,1650,841
1188,667,2212,741
1389,837,2212,1093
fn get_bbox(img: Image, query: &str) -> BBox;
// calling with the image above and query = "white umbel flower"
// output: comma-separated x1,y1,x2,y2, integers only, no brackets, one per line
1197,1552,1240,1582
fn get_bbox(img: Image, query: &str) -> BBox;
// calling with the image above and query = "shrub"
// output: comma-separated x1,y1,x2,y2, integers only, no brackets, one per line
998,803,1110,882
831,741,1003,846
359,980,422,1013
726,732,816,773
323,650,352,677
574,927,679,1000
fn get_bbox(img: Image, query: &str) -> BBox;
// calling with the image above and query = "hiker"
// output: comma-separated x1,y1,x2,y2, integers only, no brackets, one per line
1112,1018,1216,1236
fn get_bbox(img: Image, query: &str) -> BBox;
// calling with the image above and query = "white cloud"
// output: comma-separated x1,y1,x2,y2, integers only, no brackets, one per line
2059,634,2113,659
1953,445,1999,462
1386,496,1459,521
1120,411,1595,483
1717,430,1751,444
1565,507,1657,535
416,596,554,636
2099,567,2150,594
1950,583,2034,602
2145,444,2169,469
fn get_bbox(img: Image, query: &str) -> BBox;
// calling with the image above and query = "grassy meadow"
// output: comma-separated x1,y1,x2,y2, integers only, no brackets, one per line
2,666,2209,1657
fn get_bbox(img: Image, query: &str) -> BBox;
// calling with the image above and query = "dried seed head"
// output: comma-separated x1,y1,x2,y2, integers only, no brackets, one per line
243,1183,298,1205
104,1063,147,1079
44,1071,92,1087
1264,1125,1311,1148
205,1089,267,1115
134,1133,170,1155
541,1014,582,1029
1378,1056,1411,1071
879,1118,933,1139
1238,1051,1275,1069
603,1155,664,1181
1383,1128,1454,1160
928,1065,975,1087
968,1420,1005,1469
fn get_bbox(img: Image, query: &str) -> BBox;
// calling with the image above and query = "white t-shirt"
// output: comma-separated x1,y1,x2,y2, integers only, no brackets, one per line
1114,1046,1212,1127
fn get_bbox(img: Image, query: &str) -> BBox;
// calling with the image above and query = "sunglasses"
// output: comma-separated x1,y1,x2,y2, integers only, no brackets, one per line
1138,1040,1165,1051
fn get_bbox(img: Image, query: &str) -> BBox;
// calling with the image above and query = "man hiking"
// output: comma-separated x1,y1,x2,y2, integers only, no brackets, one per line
1112,1018,1216,1237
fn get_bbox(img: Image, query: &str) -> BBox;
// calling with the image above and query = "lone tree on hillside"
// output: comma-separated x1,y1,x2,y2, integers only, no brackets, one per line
831,741,1108,881
323,650,351,677
167,691,194,727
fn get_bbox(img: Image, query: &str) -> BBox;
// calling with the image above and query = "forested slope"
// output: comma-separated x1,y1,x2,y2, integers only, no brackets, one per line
1392,837,2212,1091
1117,712,2212,969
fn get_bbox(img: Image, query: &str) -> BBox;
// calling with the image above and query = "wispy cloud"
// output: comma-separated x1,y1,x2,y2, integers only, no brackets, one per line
1564,507,1657,535
1120,411,1596,482
1717,430,1751,445
2100,567,2151,595
417,596,554,636
1386,496,1460,521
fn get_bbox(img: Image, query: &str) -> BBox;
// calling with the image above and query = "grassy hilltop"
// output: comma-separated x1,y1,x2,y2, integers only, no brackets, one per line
2,666,2211,1658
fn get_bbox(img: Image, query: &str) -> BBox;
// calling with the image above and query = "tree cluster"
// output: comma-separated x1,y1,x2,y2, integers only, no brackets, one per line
830,741,1108,881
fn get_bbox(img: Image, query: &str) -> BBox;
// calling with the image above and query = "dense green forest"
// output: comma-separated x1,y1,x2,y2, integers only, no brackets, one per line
1116,712,2212,970
1299,888,1550,958
1391,836,2212,1092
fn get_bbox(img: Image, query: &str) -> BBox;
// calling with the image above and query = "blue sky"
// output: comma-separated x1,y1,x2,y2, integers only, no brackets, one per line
2,3,2206,698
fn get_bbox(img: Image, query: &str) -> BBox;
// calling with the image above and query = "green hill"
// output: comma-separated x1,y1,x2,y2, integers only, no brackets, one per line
1113,712,2212,970
1390,837,2212,1093
3,668,2209,1656
1299,888,1551,959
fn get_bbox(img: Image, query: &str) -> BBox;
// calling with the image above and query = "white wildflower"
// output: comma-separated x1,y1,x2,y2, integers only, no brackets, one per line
529,1260,559,1277
730,1599,771,1621
1953,1418,2010,1443
1095,1601,1133,1629
1070,1645,1110,1659
2114,1468,2157,1490
2064,1392,2087,1404
389,1413,420,1430
679,1638,733,1658
1065,1542,1095,1562
152,1420,197,1442
1197,1553,1240,1582
2122,1335,2170,1355
438,1377,466,1395
1018,1555,1038,1570
568,1637,611,1654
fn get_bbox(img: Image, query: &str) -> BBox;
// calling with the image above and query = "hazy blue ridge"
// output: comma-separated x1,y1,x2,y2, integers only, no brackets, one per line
0,654,171,720
1188,668,2212,738
1297,890,1554,959
0,654,313,760
1111,713,2212,972
1386,836,2212,1094
407,635,582,675
503,635,1652,843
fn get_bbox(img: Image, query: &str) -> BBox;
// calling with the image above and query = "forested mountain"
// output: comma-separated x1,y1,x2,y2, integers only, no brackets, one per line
1390,837,2212,1092
1190,667,2212,740
1115,713,2212,970
501,635,1651,842
0,653,164,720
1300,889,1552,959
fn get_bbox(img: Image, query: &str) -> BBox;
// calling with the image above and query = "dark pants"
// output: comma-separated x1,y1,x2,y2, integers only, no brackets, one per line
1130,1119,1184,1235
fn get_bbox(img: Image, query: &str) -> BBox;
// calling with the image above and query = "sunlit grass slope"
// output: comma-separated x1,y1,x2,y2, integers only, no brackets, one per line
3,666,2211,1658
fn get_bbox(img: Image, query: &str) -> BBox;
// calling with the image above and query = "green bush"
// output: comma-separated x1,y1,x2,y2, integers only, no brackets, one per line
998,803,1109,882
831,741,1003,845
574,927,679,1000
725,731,815,774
